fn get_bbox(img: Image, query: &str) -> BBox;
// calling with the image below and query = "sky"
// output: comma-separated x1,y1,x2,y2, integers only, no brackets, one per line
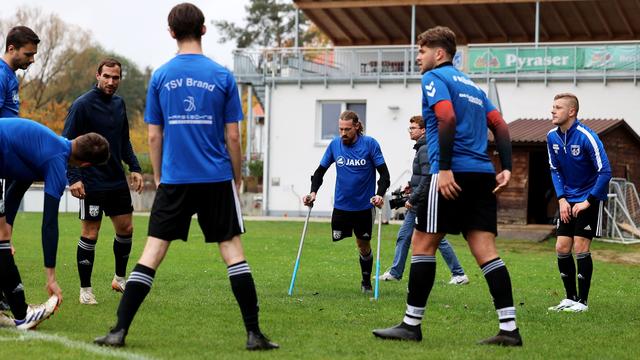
1,0,250,70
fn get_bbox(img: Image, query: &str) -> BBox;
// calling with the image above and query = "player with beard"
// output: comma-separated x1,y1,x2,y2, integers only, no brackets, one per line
303,110,390,293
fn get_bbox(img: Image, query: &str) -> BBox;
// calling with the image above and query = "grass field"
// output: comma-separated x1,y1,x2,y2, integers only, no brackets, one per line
1,213,639,359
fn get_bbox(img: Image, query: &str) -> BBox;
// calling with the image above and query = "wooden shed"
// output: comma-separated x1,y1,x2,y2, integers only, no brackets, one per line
489,119,640,225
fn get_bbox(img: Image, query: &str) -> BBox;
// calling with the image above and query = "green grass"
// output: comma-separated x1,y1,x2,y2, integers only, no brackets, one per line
2,213,639,359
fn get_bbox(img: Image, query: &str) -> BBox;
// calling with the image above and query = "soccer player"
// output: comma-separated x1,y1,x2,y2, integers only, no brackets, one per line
62,58,143,305
94,3,278,350
372,26,521,346
378,115,468,285
0,25,40,311
0,117,109,329
546,93,611,313
303,110,390,293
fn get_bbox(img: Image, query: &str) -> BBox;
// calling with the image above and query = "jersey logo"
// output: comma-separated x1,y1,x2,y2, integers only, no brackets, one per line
425,81,436,97
333,230,342,240
89,205,100,217
571,145,580,156
184,96,196,112
552,143,560,154
12,90,19,103
336,156,366,167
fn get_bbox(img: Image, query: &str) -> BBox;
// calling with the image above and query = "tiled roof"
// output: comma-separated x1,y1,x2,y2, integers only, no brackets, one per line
504,118,626,144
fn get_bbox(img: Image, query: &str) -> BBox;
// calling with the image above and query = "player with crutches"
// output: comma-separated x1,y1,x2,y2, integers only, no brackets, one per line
302,110,390,294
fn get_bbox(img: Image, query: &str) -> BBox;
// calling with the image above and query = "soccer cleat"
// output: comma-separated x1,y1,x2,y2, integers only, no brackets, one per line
79,287,98,305
562,302,588,313
378,271,400,281
478,328,523,346
14,295,58,330
448,275,470,285
372,322,422,341
246,331,279,351
548,298,576,311
111,275,126,293
0,312,16,328
94,328,127,347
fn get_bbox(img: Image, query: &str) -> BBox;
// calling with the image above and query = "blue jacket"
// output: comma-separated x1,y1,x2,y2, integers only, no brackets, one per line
546,119,611,203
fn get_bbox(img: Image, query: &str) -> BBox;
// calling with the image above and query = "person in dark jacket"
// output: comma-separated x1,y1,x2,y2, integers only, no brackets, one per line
378,115,467,284
62,58,143,305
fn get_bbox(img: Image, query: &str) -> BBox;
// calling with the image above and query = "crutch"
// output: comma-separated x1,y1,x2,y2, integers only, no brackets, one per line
373,207,383,300
288,204,313,296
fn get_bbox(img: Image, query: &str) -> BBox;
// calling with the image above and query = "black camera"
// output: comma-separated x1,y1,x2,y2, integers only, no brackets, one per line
389,187,409,210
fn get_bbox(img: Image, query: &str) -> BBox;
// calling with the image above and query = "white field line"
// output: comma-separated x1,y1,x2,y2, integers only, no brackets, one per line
0,329,156,360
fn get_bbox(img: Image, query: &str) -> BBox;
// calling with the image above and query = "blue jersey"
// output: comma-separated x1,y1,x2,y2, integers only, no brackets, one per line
144,54,243,184
547,120,611,202
0,118,71,198
320,135,386,211
421,63,495,174
0,59,19,117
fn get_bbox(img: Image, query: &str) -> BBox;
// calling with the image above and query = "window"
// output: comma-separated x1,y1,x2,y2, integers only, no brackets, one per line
318,101,367,142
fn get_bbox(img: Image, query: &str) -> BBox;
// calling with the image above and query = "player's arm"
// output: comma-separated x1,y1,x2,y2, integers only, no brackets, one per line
148,124,163,187
487,110,512,192
547,135,571,222
433,100,461,199
62,102,85,196
573,135,613,217
121,107,144,193
42,193,62,303
225,122,242,191
371,163,390,208
304,165,328,206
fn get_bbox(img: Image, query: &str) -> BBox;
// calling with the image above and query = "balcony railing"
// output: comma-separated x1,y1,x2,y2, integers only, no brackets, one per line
233,42,640,85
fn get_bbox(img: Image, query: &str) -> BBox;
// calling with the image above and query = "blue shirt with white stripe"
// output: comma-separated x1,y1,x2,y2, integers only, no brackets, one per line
546,119,611,202
0,59,20,117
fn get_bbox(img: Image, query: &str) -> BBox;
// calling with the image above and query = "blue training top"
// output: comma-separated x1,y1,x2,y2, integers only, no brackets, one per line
0,118,71,199
144,54,243,184
0,59,19,117
421,63,496,174
320,135,386,211
547,119,612,202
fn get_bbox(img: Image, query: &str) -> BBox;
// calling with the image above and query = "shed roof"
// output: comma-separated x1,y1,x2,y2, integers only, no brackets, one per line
294,0,640,45
504,118,640,145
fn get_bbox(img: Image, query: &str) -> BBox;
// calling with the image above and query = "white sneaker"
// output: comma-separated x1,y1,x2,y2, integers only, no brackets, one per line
562,302,588,313
79,287,98,305
0,312,16,328
15,295,58,330
111,275,126,293
377,271,400,281
448,275,469,285
548,298,576,311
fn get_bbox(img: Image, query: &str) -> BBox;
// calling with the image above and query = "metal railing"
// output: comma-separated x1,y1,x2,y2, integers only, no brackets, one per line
233,42,640,85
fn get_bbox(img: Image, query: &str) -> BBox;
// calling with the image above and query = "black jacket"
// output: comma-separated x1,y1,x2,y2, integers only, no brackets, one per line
408,136,429,205
62,86,141,192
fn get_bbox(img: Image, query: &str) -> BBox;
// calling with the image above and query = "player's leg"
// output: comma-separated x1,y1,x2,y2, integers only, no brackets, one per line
0,214,27,321
551,234,578,310
354,208,375,292
77,193,103,304
105,188,135,292
382,209,416,280
438,238,468,284
201,181,277,350
109,212,134,292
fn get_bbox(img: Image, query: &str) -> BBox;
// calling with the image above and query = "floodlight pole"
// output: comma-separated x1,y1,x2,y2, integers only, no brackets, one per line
535,1,540,48
246,85,253,172
410,5,416,73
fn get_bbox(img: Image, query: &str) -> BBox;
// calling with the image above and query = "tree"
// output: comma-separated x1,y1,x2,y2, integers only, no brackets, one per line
213,0,312,48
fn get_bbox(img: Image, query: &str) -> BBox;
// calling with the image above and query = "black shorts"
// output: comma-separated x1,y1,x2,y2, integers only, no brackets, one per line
148,181,244,243
415,172,497,236
80,188,133,221
331,208,375,241
556,201,603,240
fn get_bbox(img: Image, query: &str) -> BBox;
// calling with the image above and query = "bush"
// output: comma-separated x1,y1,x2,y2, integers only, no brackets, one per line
248,160,263,179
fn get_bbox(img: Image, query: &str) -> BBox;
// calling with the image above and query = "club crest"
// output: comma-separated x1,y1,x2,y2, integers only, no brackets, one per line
570,145,580,156
89,205,100,217
332,230,342,240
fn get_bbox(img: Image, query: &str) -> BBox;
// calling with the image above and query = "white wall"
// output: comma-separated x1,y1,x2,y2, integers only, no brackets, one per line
266,80,640,216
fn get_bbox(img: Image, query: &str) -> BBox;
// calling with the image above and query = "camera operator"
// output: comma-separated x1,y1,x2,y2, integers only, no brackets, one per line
379,116,468,284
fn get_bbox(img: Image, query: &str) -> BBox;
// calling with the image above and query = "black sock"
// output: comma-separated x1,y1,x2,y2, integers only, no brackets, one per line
359,250,373,285
228,261,260,333
576,252,593,305
113,234,132,277
557,252,578,301
0,240,27,319
403,255,436,326
481,258,516,330
115,263,155,332
77,237,96,288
